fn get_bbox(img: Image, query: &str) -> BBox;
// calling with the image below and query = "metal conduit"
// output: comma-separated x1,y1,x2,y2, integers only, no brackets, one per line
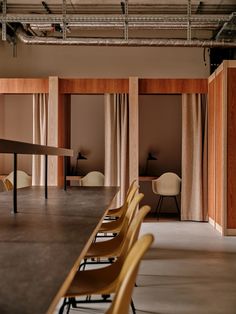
29,22,220,30
16,27,236,47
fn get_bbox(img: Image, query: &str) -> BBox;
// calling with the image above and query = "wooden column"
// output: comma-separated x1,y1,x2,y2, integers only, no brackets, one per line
215,64,227,234
129,77,139,186
48,77,71,187
48,77,59,186
58,93,71,187
208,73,216,228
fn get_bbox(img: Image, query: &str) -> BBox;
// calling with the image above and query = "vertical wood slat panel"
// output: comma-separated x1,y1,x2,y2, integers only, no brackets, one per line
58,95,71,187
215,71,224,228
48,77,59,186
129,77,139,186
227,68,236,229
208,79,216,224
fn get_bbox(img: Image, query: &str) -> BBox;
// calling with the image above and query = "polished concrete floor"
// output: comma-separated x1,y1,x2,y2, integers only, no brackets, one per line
56,221,236,314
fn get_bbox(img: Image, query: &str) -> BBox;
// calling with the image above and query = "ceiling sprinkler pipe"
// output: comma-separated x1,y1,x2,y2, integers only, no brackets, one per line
15,27,236,48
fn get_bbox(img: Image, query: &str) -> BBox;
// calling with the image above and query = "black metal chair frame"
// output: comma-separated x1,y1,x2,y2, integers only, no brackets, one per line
155,195,180,220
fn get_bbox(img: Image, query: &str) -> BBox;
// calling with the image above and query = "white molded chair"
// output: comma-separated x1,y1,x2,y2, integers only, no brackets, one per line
4,170,32,189
80,171,105,186
152,172,181,219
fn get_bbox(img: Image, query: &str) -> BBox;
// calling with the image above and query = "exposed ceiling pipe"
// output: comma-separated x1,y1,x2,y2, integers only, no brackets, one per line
16,27,236,48
187,0,192,41
29,22,220,31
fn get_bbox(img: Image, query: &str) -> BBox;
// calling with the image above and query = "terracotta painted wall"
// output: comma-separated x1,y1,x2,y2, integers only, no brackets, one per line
70,95,105,176
0,95,33,175
139,95,182,211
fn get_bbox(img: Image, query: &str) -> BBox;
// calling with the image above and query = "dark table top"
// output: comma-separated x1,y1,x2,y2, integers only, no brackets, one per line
0,186,118,314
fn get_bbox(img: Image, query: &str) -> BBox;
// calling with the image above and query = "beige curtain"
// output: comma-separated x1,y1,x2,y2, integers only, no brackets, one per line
181,94,208,221
32,94,48,186
104,93,129,207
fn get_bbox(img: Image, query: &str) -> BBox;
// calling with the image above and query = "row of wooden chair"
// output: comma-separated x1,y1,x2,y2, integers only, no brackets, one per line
59,180,154,314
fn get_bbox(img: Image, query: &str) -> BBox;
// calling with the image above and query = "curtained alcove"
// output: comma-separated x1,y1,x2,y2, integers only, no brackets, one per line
3,72,236,234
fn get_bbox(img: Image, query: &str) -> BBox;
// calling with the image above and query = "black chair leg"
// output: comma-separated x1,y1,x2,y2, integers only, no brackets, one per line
131,298,136,314
58,298,67,314
154,196,161,217
70,297,77,308
157,196,164,219
174,196,180,220
66,301,71,314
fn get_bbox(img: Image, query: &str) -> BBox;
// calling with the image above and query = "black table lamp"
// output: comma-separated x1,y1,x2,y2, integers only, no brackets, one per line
145,152,157,175
77,152,87,160
75,152,87,175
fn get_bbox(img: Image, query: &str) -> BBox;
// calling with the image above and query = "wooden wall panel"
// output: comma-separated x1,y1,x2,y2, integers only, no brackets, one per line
227,68,236,229
208,79,216,223
129,77,139,186
48,77,59,186
139,79,208,94
215,71,224,228
0,78,48,94
59,79,129,94
58,95,71,187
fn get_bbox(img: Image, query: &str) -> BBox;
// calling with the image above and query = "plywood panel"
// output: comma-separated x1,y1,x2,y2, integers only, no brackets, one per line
58,94,71,187
0,78,48,93
59,79,129,94
215,71,224,227
129,77,139,186
227,68,236,229
139,79,208,94
48,77,59,186
208,79,216,222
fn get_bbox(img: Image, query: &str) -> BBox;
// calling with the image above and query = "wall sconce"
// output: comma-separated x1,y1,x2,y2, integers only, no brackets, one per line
145,152,157,176
75,151,87,175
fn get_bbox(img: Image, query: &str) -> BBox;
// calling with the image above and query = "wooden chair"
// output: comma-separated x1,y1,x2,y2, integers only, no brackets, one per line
0,180,7,192
3,178,13,191
106,180,138,219
106,234,154,314
98,192,143,236
81,194,149,268
59,205,151,314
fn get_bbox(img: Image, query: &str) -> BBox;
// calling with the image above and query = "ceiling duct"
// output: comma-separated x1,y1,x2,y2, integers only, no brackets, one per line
15,26,236,48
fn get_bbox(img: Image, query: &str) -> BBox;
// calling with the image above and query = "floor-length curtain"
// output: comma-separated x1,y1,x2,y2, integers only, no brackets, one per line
181,94,208,221
32,94,48,186
104,93,129,207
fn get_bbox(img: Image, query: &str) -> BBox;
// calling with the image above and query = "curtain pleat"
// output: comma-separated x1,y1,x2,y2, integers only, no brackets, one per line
104,94,129,207
181,94,208,221
32,94,48,186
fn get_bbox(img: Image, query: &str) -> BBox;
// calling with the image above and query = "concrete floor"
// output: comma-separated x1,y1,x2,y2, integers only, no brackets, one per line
56,221,236,314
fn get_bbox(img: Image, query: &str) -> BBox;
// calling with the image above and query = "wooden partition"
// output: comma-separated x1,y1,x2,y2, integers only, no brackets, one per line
0,78,48,93
0,76,208,191
208,60,236,235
